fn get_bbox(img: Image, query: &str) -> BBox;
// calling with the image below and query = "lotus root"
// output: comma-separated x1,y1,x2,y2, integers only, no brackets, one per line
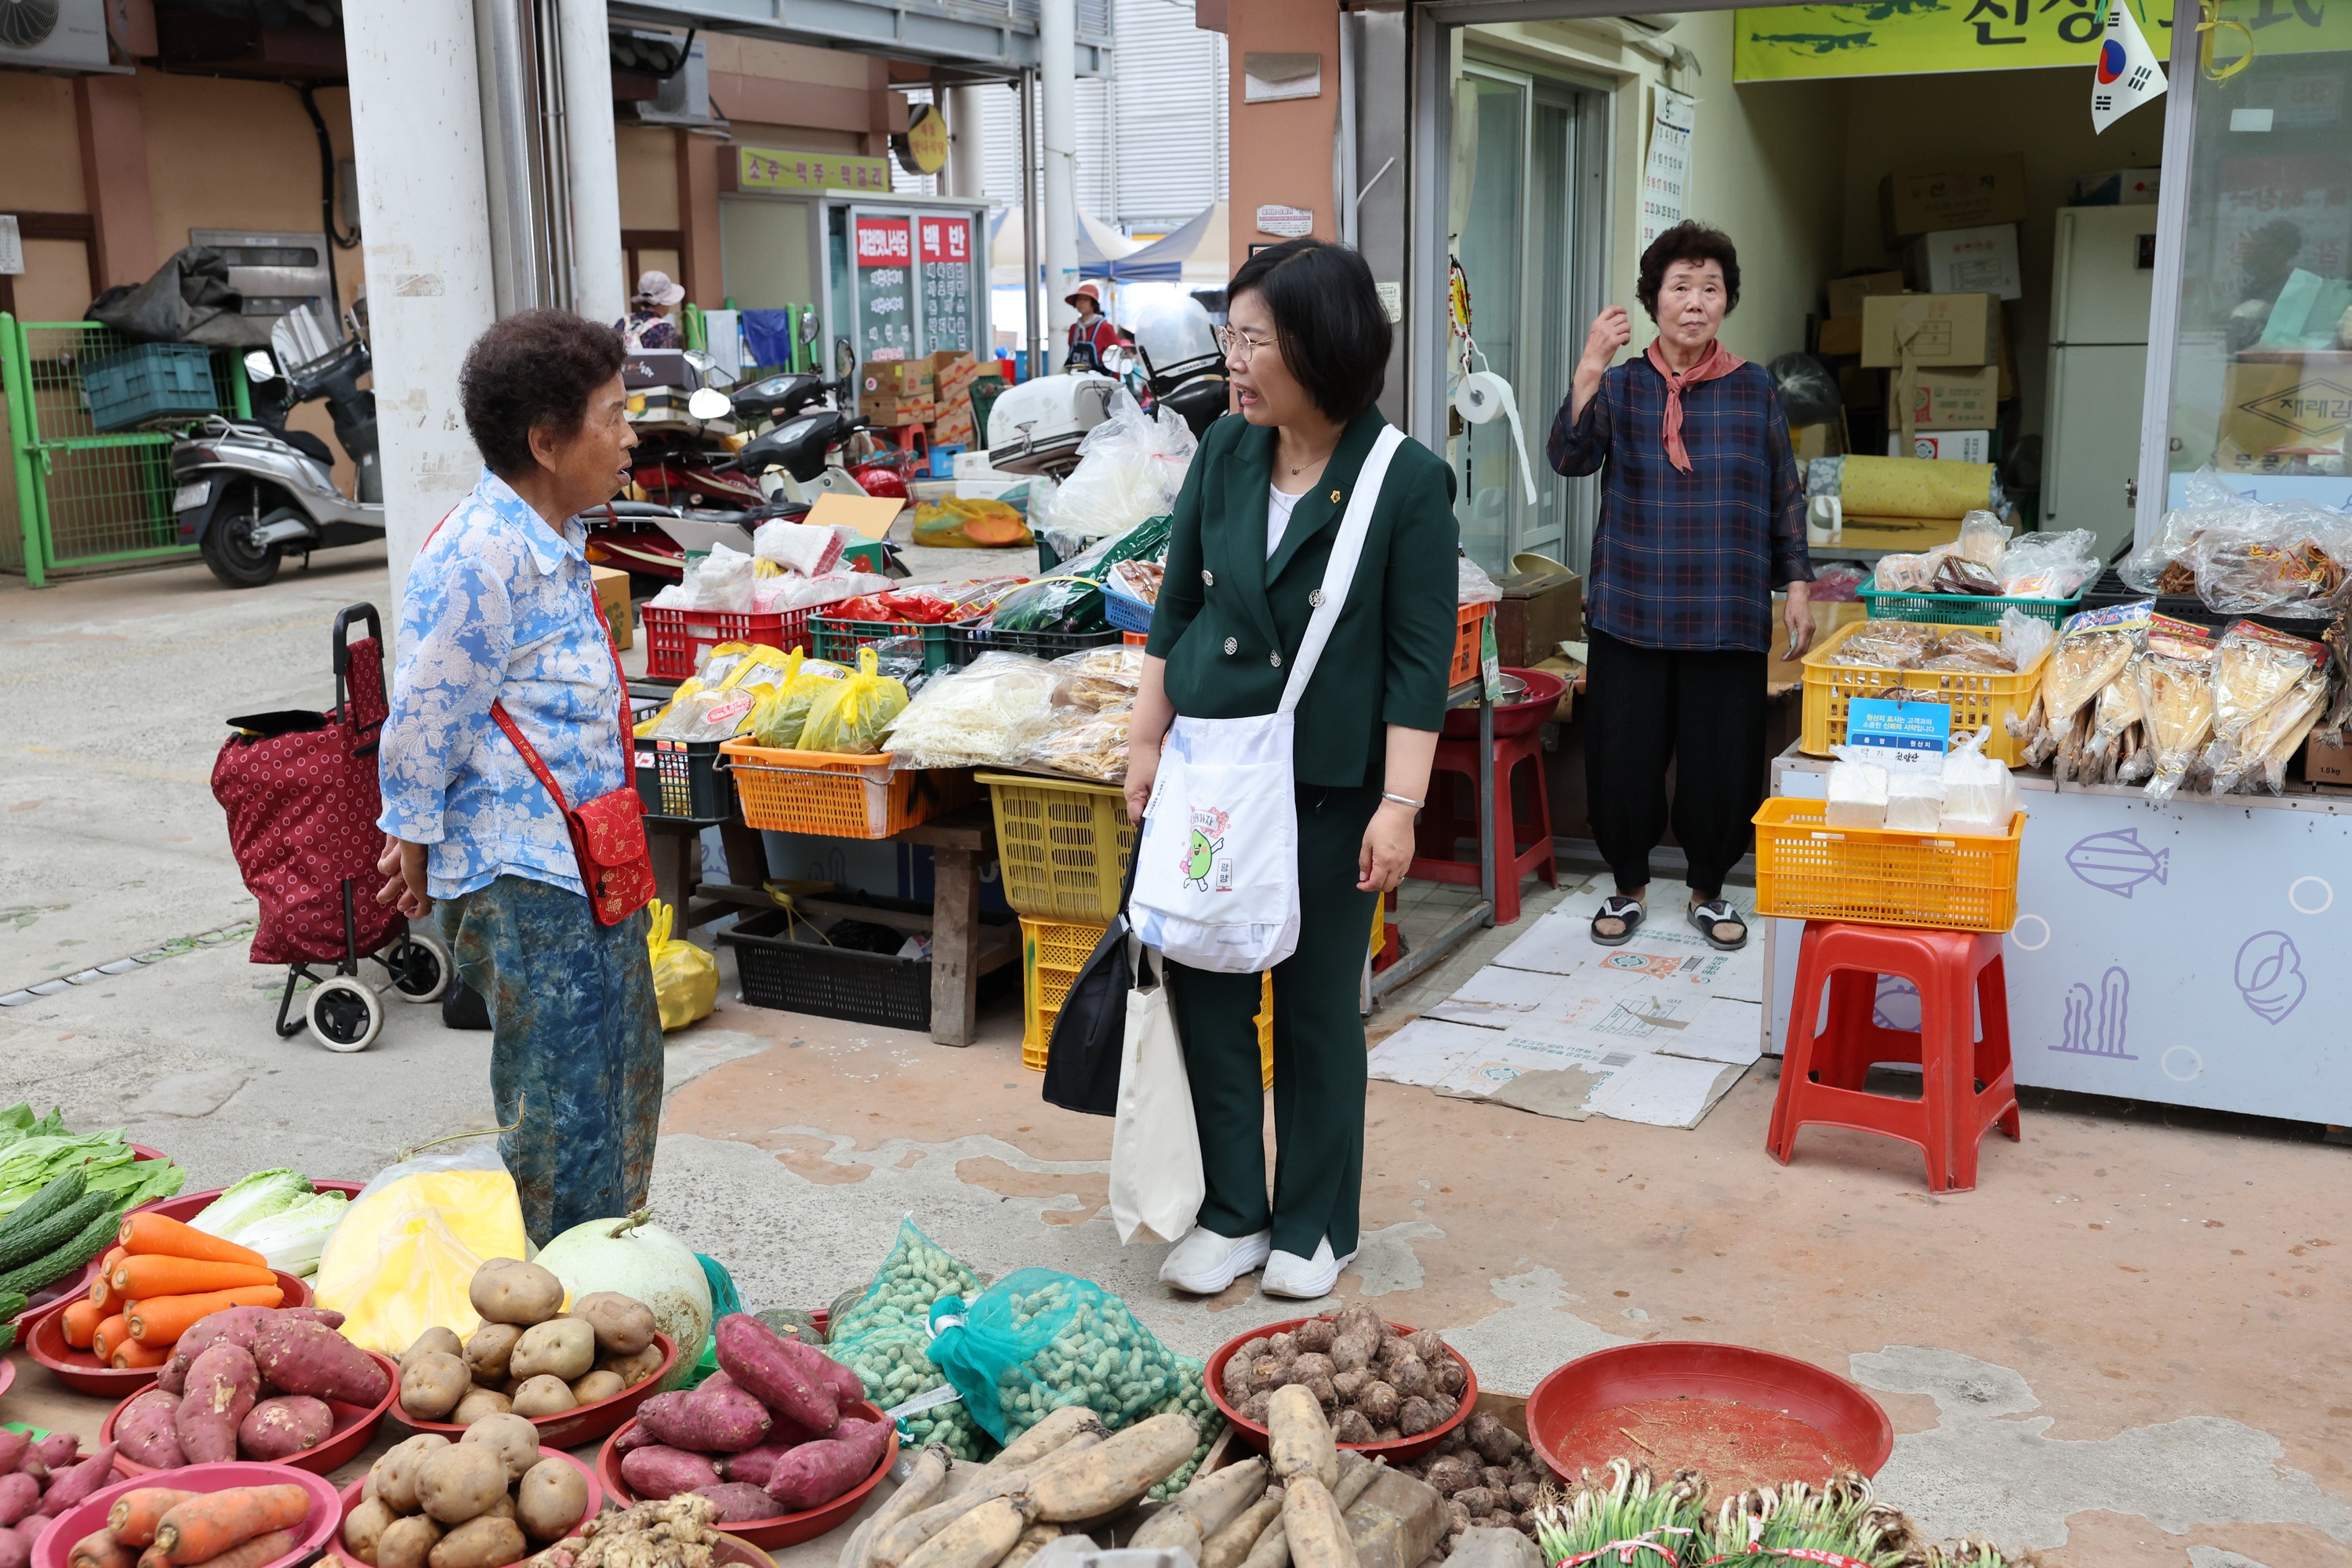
1331,1368,1371,1404
1331,1408,1376,1445
1250,1355,1287,1392
1357,1380,1401,1427
1294,1318,1338,1354
1329,1331,1377,1374
1388,1353,1435,1399
1397,1396,1439,1437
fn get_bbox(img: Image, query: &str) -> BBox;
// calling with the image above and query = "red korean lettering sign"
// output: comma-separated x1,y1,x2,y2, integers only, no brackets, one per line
917,219,971,265
855,218,912,267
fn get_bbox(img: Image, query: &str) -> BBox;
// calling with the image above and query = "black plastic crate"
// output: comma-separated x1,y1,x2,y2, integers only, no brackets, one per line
947,624,1121,666
635,735,734,821
2076,569,2333,640
718,895,1014,1030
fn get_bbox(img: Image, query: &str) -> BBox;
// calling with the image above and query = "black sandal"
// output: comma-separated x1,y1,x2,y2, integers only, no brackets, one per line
1689,898,1748,952
1591,895,1645,947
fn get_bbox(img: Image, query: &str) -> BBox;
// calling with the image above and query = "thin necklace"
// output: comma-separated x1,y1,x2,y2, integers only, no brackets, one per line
1285,434,1339,477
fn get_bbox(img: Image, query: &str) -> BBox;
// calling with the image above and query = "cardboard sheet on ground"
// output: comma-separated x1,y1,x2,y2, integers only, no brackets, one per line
1368,1017,1635,1120
1488,890,1766,1003
1582,1052,1748,1130
1425,967,1763,1062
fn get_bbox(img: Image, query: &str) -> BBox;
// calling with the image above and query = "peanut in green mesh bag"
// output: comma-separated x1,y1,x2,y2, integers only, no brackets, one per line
825,1218,994,1461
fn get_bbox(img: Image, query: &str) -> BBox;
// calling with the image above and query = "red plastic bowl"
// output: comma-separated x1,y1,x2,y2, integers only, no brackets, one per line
24,1270,314,1397
131,1178,368,1225
1443,666,1566,739
595,1402,898,1548
394,1333,681,1449
336,1447,601,1552
1205,1317,1478,1463
0,1358,13,1404
1525,1343,1894,1483
103,1350,398,1478
30,1461,342,1568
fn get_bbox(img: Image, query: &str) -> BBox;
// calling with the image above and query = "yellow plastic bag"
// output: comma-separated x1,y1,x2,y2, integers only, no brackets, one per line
748,650,851,748
311,1142,528,1354
797,647,910,754
913,496,1033,549
647,899,718,1031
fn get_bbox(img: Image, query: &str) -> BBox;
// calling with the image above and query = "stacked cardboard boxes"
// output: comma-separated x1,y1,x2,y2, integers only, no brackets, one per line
925,350,1004,452
858,359,935,427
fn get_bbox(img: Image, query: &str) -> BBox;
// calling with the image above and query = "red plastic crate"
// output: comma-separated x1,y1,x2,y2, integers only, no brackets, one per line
641,604,813,681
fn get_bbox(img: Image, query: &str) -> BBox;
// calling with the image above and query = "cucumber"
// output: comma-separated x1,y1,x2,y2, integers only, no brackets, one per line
0,1201,122,1296
0,1189,109,1272
0,1169,85,1244
0,1323,13,1354
0,1290,24,1321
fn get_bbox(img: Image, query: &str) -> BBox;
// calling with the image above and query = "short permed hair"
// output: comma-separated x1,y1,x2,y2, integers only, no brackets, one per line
1635,221,1741,322
1225,238,1392,423
459,309,626,478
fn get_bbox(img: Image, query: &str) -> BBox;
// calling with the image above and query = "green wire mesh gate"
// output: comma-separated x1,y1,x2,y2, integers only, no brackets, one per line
1,316,249,587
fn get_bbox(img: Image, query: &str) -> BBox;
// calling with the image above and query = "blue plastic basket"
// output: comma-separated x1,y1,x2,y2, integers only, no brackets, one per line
1102,579,1155,634
81,343,221,433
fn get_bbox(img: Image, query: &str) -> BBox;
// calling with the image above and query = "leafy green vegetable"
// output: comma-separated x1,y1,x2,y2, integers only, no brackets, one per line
225,1190,348,1278
190,1169,314,1239
0,1102,186,1219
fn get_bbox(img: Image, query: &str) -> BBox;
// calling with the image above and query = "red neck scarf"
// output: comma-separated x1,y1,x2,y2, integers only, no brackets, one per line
1646,338,1745,473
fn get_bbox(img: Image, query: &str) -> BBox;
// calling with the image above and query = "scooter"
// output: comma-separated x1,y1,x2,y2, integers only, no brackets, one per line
174,302,383,588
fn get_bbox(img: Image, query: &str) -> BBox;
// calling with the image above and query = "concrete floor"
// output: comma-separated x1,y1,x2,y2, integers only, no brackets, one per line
4,554,2350,1568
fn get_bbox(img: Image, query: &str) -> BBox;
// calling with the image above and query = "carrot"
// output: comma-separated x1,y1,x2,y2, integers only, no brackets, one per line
153,1486,312,1565
115,1215,267,1271
111,1338,172,1369
127,1287,285,1345
93,1312,132,1360
109,1258,277,1299
110,1489,198,1548
137,1546,169,1568
179,1530,297,1568
91,1247,129,1313
62,1298,103,1349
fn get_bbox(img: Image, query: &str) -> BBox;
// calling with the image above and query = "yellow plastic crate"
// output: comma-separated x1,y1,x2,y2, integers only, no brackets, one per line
1751,797,2024,934
979,771,1135,922
1022,916,1270,1086
1798,620,2050,768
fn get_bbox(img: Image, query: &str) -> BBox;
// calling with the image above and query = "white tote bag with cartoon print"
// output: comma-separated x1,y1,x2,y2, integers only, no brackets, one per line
1128,426,1404,973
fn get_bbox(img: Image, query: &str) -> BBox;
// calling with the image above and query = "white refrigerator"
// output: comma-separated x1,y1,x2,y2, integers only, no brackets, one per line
2042,205,2159,557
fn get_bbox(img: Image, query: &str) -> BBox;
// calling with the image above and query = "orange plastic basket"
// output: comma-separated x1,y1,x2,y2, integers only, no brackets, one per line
719,741,973,838
1022,916,1270,1084
1751,797,2024,934
1449,602,1490,687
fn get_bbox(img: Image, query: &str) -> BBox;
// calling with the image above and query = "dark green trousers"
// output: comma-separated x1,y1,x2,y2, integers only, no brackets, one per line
1169,784,1381,1258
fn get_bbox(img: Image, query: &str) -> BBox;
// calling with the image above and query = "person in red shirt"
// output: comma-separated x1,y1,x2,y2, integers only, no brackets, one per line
1065,281,1125,371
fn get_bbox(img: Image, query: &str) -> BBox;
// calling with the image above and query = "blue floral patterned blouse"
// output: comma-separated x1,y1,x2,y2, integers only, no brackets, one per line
376,469,626,899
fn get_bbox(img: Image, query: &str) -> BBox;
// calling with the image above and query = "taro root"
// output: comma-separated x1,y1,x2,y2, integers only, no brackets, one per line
1404,1330,1446,1363
1250,1356,1287,1393
1357,1380,1401,1428
1237,1338,1271,1363
1329,1332,1377,1374
1269,1333,1299,1363
1388,1353,1436,1400
1481,1465,1511,1494
1331,1409,1377,1445
1289,1352,1334,1386
1376,1335,1414,1371
1429,1391,1459,1421
1452,1488,1497,1517
1240,1391,1274,1425
1421,1455,1474,1496
1508,1482,1541,1510
1436,1356,1468,1398
1295,1319,1338,1355
1335,1304,1383,1341
1445,1501,1472,1536
1331,1369,1372,1404
1466,1413,1526,1465
1221,1358,1254,1403
1300,1371,1337,1406
1377,1427,1402,1443
1397,1396,1439,1437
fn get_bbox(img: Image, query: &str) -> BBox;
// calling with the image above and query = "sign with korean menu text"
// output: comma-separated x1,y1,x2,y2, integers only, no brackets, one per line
735,147,893,194
1733,0,2173,78
918,216,975,354
855,218,914,361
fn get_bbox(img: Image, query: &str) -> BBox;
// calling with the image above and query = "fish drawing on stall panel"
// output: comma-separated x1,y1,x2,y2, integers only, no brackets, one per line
2234,931,2307,1025
2066,829,2169,898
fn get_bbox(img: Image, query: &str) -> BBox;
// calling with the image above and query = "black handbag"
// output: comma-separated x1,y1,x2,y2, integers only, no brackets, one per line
1042,848,1145,1116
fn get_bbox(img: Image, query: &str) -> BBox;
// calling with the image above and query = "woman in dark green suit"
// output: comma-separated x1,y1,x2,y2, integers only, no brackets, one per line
1131,238,1459,1301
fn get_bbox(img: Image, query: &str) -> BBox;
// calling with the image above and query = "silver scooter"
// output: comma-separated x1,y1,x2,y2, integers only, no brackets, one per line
173,302,383,587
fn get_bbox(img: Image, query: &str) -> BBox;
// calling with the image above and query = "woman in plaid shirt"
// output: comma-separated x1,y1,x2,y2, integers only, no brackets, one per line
1548,222,1813,953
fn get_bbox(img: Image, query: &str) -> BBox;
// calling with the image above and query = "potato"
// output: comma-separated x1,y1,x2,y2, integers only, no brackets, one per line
418,1443,512,1524
510,1320,594,1383
470,1260,565,1328
405,1327,465,1367
572,1294,655,1358
465,1325,524,1385
344,1498,398,1565
569,1371,624,1406
510,1376,577,1418
401,1353,473,1422
376,1516,445,1568
376,1435,454,1515
479,1495,516,1523
597,1343,664,1388
459,1413,543,1482
429,1517,528,1568
453,1388,514,1425
515,1458,589,1542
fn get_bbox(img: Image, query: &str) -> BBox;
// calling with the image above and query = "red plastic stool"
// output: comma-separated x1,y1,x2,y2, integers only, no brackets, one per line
1768,920,2020,1192
1408,728,1556,926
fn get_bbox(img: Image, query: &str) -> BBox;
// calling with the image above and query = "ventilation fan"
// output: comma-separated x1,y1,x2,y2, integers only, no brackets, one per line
0,0,111,69
0,0,60,50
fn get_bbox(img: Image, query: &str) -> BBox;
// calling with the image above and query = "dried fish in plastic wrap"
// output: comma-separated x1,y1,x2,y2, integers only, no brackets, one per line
1826,622,1938,670
2083,664,2146,784
2137,616,2220,800
2201,622,2330,792
2022,602,2147,768
1027,703,1134,782
1918,630,2016,673
2320,609,2352,744
2238,669,2330,793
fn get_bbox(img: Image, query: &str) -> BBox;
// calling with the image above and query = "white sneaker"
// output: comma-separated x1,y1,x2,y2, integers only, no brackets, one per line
1158,1226,1272,1294
1260,1237,1359,1300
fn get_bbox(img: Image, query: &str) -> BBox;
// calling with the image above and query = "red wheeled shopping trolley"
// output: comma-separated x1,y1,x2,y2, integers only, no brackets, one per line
211,604,449,1051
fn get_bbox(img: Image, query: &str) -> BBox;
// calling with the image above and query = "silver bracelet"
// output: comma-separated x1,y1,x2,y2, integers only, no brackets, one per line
1381,791,1425,811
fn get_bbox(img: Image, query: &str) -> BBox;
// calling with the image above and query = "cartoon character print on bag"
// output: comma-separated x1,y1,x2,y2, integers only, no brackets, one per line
1181,805,1232,892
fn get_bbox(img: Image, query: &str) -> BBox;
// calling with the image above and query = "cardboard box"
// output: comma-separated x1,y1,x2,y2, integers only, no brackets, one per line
2307,731,2352,785
1880,154,2027,244
859,391,935,426
1839,365,1884,411
2071,169,2161,206
1861,292,1998,368
1906,365,2001,430
1887,428,1993,463
861,360,933,398
2215,352,2352,474
1492,564,1584,667
590,564,633,651
1816,316,1864,358
1904,223,2024,302
1794,423,1843,463
1826,270,1905,320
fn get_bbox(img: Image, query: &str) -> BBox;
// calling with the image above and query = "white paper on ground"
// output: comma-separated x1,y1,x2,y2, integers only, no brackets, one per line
1367,1016,1499,1090
1429,967,1761,1059
1488,893,1766,1003
1582,1052,1749,1129
1429,1033,1637,1120
1371,1003,1756,1122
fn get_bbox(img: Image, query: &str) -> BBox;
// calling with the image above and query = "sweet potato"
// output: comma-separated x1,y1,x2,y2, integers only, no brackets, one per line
109,1490,198,1548
174,1343,260,1464
69,1531,136,1568
0,1434,26,1475
155,1353,191,1397
778,1337,865,1407
713,1315,836,1436
43,1445,121,1514
513,1461,586,1543
687,1485,779,1524
239,1396,336,1461
0,1478,37,1527
252,1316,391,1405
111,1388,186,1472
611,1425,659,1455
0,1528,25,1568
637,1384,771,1454
151,1484,311,1564
763,1417,890,1512
31,1436,77,1470
618,1447,720,1501
427,1517,526,1568
717,1438,808,1491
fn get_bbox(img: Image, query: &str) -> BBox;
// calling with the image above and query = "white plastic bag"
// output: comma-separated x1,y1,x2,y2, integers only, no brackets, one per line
1885,771,1946,832
1997,528,2100,599
753,520,846,576
690,541,757,612
1106,945,1203,1247
1457,555,1503,605
1051,390,1197,539
1998,606,2055,673
1940,728,2020,835
1823,758,1889,828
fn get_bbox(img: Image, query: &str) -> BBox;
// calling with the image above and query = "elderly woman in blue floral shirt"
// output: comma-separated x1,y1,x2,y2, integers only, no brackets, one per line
374,309,658,1244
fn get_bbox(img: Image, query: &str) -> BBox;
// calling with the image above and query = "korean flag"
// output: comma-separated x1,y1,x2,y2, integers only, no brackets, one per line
2092,0,2167,132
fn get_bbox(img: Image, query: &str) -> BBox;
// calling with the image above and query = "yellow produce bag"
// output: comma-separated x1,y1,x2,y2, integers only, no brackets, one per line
647,899,718,1031
797,647,909,754
747,650,850,749
912,495,1033,549
311,1145,528,1354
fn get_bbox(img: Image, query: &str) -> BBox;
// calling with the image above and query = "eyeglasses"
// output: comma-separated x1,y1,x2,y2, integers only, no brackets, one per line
1215,325,1279,360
